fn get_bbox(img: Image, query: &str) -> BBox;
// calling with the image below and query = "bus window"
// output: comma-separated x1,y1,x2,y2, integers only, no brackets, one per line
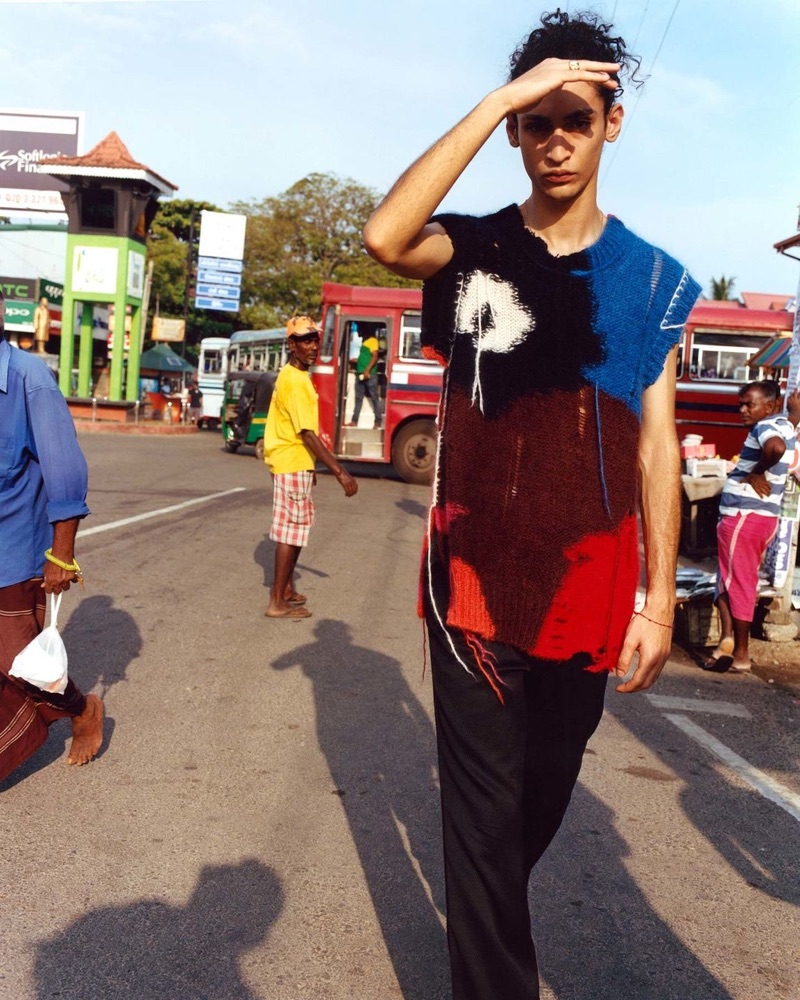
399,312,424,360
203,350,222,373
689,332,769,382
320,308,335,363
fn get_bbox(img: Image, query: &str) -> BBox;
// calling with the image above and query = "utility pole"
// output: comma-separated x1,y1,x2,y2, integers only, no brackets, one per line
181,207,197,358
764,209,800,639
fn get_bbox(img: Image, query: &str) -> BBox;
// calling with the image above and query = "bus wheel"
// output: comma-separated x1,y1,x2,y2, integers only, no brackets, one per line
254,437,265,462
207,418,219,432
392,419,437,485
225,439,240,453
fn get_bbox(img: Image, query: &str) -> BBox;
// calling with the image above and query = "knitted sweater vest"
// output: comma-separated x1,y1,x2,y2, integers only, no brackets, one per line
421,205,701,681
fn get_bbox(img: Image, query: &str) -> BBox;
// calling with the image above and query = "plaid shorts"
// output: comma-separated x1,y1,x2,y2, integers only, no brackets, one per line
269,471,315,547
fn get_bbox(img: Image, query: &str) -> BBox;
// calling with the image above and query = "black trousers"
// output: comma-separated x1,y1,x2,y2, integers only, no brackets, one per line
425,589,608,1000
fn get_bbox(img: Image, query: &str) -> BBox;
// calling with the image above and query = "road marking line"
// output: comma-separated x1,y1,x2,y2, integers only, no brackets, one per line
79,487,247,537
647,694,751,718
664,713,800,823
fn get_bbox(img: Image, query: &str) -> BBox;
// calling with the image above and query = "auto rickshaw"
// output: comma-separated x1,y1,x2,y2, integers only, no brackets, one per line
221,371,277,461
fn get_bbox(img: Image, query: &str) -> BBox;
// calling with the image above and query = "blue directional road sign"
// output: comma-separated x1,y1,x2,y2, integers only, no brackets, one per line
197,255,243,273
195,296,240,313
197,283,241,299
197,270,242,287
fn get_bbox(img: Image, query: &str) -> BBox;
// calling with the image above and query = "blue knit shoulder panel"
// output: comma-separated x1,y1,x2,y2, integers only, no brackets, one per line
578,219,701,418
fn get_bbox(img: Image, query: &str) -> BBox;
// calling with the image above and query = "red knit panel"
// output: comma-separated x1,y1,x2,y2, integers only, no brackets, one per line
530,513,639,668
422,345,449,367
447,557,497,640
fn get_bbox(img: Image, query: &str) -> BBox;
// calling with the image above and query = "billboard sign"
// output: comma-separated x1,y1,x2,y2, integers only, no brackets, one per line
0,275,37,300
0,109,84,213
197,211,246,261
152,317,186,343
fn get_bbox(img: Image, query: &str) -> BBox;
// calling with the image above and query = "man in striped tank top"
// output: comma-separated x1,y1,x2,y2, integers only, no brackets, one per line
704,380,800,673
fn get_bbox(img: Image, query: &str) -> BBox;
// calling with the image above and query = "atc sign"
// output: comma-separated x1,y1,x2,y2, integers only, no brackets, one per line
0,109,84,212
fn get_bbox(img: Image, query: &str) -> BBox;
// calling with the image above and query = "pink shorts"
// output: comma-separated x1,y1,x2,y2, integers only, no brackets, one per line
716,512,778,622
270,471,315,547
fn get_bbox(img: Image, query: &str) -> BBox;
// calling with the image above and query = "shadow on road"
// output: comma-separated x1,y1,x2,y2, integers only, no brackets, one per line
253,535,330,592
608,697,800,910
272,618,449,1000
395,498,428,520
63,594,142,698
532,782,735,1000
33,859,283,1000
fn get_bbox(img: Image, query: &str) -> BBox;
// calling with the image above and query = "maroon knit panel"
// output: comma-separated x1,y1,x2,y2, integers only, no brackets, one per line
437,383,641,652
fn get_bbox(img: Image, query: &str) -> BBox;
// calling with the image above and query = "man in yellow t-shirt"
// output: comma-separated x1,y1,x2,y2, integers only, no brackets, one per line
264,316,358,620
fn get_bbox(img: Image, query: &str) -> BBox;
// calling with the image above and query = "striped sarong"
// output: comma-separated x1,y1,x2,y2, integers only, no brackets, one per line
0,580,85,783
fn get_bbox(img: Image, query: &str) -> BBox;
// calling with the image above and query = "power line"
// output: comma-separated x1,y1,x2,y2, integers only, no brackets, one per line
599,0,682,191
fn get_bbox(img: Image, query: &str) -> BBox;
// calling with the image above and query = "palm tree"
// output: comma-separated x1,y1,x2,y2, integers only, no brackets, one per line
709,275,736,301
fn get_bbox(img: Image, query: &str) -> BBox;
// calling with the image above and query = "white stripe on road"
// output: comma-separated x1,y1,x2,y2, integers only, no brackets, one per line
79,487,247,537
646,694,752,719
664,713,800,823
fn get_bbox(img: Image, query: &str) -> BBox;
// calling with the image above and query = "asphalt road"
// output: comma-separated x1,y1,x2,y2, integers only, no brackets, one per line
1,431,798,1000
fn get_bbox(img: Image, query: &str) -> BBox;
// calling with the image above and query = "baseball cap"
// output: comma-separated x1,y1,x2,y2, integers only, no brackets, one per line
286,315,322,339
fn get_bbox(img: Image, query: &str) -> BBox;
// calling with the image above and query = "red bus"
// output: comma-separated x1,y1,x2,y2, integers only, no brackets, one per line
311,283,794,479
314,282,439,484
676,304,793,457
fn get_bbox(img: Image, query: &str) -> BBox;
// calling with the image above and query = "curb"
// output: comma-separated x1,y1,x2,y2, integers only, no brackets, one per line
74,421,200,436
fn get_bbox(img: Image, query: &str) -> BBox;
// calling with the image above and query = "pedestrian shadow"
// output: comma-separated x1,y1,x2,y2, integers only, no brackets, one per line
532,782,735,1000
32,859,284,1000
62,594,142,698
395,498,428,520
253,535,330,591
272,619,449,1000
608,697,800,909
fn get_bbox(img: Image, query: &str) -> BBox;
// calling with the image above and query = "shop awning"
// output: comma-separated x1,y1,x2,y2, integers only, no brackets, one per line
748,333,794,369
138,343,196,373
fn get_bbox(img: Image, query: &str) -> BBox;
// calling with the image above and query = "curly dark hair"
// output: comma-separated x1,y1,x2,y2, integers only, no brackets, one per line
508,9,643,112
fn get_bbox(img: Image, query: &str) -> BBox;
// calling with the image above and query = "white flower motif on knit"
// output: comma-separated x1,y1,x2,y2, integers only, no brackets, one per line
455,271,534,353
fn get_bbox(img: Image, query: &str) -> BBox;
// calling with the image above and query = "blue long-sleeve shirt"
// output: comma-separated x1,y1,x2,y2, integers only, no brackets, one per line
0,340,90,588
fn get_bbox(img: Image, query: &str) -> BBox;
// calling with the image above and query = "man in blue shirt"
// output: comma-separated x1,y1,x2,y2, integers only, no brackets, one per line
0,291,103,782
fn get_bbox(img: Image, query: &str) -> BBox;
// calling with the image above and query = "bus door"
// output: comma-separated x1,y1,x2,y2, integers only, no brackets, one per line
338,315,389,461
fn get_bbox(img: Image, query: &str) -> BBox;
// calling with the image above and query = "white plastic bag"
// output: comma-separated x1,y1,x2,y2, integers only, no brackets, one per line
9,592,69,694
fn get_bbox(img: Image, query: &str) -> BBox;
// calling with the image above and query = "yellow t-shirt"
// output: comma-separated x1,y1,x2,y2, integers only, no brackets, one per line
264,363,319,474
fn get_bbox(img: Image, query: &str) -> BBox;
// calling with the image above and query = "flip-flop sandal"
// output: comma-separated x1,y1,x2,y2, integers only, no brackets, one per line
265,605,312,620
702,653,733,672
286,594,307,605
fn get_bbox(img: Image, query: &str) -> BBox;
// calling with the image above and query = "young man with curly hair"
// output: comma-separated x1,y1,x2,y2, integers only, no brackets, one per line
365,10,700,999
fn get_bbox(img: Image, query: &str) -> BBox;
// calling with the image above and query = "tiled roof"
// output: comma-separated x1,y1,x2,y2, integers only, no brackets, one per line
741,292,792,311
41,131,177,193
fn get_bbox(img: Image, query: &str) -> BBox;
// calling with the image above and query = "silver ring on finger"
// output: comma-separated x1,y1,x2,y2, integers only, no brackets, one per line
569,60,580,71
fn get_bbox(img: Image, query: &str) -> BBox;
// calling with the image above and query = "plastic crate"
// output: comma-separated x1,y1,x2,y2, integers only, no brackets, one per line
675,600,721,647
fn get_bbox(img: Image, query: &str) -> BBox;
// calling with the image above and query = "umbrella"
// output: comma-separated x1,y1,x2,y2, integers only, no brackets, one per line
748,334,794,370
138,343,196,374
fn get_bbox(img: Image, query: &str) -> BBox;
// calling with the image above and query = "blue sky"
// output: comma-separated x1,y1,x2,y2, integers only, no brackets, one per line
1,0,798,297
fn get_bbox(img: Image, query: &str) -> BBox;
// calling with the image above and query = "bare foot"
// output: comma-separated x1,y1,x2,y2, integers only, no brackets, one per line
265,601,312,619
67,694,104,766
729,661,752,673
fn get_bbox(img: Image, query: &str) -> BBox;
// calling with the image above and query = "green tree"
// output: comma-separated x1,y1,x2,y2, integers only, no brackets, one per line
709,274,737,301
232,172,417,327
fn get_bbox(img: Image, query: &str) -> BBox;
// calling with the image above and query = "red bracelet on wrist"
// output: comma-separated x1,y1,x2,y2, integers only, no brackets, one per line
634,611,674,630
